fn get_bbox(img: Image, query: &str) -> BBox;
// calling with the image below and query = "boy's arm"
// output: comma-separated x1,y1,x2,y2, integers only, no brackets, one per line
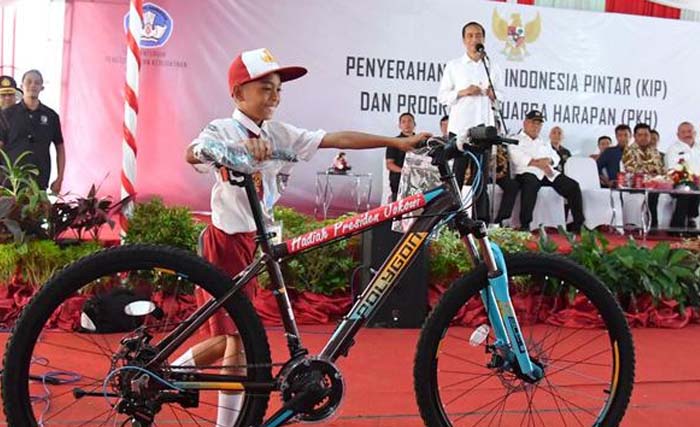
187,122,223,166
320,131,430,152
186,118,273,167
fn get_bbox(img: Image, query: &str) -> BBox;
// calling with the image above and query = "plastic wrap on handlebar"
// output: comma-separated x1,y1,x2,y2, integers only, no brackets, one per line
194,138,297,174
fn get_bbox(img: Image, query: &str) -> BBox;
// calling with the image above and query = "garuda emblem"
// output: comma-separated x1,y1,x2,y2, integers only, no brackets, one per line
492,9,541,61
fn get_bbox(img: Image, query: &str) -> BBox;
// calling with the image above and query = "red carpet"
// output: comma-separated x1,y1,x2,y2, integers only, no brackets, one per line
1,325,699,426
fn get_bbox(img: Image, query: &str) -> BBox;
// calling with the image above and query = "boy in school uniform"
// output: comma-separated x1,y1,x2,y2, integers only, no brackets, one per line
180,48,429,425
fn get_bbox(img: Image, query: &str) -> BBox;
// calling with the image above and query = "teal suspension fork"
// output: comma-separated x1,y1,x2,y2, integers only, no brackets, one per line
479,242,543,381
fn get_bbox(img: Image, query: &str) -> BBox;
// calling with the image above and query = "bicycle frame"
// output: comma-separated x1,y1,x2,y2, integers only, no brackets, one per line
147,148,542,424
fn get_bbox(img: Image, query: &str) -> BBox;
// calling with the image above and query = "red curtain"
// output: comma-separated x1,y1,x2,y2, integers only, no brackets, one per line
606,0,681,19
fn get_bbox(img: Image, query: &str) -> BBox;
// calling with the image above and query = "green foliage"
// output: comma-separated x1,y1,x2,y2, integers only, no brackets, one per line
0,150,40,199
562,228,610,275
488,227,533,254
0,240,101,286
0,150,51,243
124,197,205,252
428,227,532,284
284,239,357,295
0,150,125,244
606,241,697,308
261,207,358,295
123,197,206,294
557,228,700,309
273,206,311,238
428,229,472,283
535,226,560,254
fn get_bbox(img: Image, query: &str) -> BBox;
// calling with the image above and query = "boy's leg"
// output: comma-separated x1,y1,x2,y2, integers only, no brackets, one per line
217,335,247,427
172,336,228,367
196,226,258,337
170,336,246,426
191,226,258,425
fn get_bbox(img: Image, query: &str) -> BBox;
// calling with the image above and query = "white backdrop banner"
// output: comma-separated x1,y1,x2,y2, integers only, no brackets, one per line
62,0,700,212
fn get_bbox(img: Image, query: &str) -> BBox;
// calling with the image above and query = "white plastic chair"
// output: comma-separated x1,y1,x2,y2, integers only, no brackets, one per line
564,157,622,229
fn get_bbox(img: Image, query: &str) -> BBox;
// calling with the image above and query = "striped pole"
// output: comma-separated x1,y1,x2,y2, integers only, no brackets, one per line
121,0,143,235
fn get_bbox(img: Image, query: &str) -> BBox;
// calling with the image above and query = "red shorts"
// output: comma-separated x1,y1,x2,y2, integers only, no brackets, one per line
195,225,258,337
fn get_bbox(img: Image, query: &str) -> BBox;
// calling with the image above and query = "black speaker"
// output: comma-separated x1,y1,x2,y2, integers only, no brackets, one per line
359,221,428,328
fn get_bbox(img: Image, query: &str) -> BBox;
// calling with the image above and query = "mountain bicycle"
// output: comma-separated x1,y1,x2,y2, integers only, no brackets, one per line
2,128,634,426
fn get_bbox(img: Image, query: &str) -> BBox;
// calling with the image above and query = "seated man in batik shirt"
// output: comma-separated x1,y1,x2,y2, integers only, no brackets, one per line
622,123,666,229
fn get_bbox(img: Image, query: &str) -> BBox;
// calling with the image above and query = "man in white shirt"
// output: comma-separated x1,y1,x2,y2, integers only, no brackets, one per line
665,121,700,229
510,110,585,232
438,21,504,221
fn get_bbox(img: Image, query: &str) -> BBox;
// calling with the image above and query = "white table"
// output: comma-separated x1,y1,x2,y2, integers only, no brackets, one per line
314,171,373,219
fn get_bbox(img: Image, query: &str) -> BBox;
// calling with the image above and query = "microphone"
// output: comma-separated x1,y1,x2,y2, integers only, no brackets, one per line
475,43,486,57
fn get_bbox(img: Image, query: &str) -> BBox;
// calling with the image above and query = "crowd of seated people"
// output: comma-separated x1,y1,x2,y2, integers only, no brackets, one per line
387,109,700,234
449,112,696,233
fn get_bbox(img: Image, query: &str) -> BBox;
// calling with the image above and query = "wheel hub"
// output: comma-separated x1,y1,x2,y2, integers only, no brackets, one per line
106,330,199,423
485,341,547,390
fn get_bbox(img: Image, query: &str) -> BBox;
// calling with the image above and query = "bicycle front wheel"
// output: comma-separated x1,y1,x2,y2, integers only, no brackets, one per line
2,244,272,427
414,252,635,427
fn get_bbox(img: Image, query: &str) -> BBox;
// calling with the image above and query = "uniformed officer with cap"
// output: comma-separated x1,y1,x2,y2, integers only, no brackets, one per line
0,75,22,110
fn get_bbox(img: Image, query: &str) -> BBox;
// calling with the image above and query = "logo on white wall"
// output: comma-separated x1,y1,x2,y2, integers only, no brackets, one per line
492,9,541,61
123,3,174,49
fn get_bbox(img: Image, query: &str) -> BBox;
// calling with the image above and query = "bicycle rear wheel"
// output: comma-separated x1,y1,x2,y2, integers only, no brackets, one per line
414,252,635,427
2,244,272,426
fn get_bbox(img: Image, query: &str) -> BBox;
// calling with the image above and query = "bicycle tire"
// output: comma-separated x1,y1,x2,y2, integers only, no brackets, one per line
414,252,635,427
2,244,272,427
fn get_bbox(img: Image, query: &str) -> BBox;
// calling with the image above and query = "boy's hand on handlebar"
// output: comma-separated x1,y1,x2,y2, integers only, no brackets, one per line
244,138,273,161
401,132,433,151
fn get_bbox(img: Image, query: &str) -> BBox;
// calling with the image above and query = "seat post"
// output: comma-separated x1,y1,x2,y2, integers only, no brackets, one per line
241,173,307,356
241,174,273,252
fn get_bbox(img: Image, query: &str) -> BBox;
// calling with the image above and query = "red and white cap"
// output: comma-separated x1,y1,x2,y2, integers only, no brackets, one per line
228,48,307,95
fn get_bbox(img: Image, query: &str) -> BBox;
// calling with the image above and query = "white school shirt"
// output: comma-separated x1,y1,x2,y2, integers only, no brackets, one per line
665,140,700,175
189,109,326,234
509,131,561,181
438,54,503,137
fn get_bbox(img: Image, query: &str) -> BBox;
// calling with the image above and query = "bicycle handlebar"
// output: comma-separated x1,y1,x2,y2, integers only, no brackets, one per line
465,125,519,147
421,125,518,166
